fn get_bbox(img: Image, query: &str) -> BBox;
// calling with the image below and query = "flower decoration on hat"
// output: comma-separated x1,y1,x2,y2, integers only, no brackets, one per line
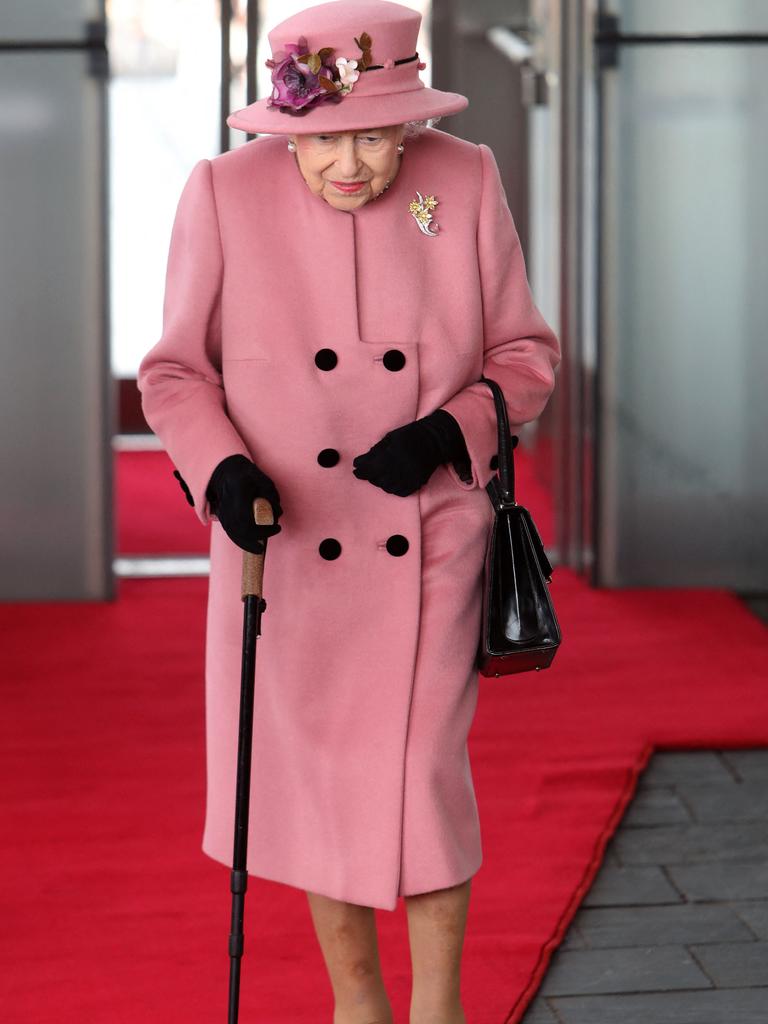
335,57,360,90
266,31,374,115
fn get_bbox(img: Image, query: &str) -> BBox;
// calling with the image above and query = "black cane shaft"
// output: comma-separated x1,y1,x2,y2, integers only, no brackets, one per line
228,598,259,1024
228,957,242,1023
227,495,273,1023
233,596,261,868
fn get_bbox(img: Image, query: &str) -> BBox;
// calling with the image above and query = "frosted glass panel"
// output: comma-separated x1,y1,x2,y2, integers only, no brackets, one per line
0,0,102,39
107,0,220,378
603,0,768,34
599,44,768,586
0,49,111,598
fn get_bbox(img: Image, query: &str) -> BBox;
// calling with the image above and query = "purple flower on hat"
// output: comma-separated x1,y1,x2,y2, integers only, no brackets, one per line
266,35,341,114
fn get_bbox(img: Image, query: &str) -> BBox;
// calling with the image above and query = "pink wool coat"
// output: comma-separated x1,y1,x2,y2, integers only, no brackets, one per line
137,127,560,911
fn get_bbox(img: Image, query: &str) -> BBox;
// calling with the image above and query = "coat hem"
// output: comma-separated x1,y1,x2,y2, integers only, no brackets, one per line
399,854,484,901
200,841,402,911
200,841,481,912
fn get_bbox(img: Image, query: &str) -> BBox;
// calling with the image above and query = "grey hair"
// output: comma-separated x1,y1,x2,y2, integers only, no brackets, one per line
401,117,442,139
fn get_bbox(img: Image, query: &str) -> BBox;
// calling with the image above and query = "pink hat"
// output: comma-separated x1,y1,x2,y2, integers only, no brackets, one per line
226,0,468,135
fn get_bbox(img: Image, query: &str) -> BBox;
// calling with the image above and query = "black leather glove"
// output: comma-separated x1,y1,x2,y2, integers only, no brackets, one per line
352,409,471,497
205,454,283,554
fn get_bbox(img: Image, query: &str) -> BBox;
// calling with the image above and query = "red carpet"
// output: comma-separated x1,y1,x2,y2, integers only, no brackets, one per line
116,450,210,554
2,455,768,1022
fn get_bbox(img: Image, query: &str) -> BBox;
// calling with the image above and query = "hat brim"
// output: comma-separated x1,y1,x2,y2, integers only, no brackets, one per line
226,86,468,135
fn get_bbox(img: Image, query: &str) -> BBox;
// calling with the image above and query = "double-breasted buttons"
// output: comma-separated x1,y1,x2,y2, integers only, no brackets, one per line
489,453,499,471
382,349,406,372
319,538,342,560
317,448,340,467
317,347,408,560
315,348,338,371
385,534,409,557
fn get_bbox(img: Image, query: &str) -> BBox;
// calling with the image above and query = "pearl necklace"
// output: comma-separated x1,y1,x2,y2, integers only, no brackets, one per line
372,178,392,201
372,151,402,201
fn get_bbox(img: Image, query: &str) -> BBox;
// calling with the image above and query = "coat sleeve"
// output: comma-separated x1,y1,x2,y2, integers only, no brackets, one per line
438,143,561,492
136,158,252,525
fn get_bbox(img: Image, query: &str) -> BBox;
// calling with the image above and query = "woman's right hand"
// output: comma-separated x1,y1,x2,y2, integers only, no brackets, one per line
205,454,283,553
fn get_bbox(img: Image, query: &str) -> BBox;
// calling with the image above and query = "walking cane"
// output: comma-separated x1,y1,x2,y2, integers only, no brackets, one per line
227,496,274,1024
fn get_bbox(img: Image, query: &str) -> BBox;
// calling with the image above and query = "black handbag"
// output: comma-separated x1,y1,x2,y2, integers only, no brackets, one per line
476,375,562,676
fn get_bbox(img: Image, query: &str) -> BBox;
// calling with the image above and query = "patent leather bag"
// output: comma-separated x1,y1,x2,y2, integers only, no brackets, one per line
476,375,562,677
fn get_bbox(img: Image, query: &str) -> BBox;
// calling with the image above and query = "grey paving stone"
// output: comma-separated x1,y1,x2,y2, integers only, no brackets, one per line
601,837,623,865
527,749,768,1019
667,860,768,901
732,900,768,939
720,749,768,784
572,902,753,948
559,924,588,950
675,780,768,823
739,596,768,626
639,751,735,787
689,941,768,987
621,786,694,827
612,821,768,865
548,988,768,1024
581,865,683,907
518,997,559,1023
538,945,710,997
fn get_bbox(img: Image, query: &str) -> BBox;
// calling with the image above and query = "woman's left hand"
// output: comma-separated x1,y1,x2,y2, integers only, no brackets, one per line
352,409,469,497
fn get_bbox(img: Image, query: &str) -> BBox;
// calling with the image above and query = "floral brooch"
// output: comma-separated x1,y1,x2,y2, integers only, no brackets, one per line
409,192,439,236
266,32,373,115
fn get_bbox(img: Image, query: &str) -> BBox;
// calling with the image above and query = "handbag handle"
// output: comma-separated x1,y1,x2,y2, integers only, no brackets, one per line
480,374,554,582
480,374,517,503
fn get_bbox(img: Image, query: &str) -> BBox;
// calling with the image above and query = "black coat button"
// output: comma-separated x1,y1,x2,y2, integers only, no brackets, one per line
315,348,338,370
489,453,499,471
385,534,409,556
319,538,342,560
317,448,340,467
382,349,406,371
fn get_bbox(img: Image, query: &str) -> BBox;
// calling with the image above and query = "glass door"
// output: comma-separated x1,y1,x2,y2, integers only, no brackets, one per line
595,1,768,586
0,0,111,598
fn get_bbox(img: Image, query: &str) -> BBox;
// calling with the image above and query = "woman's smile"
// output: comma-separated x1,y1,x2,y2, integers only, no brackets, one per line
330,179,368,193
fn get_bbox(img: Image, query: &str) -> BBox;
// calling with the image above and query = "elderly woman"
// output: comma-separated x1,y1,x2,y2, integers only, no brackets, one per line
138,0,560,1021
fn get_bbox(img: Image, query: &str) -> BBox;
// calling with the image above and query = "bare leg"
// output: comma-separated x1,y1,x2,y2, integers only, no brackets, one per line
306,890,393,1024
405,877,472,1024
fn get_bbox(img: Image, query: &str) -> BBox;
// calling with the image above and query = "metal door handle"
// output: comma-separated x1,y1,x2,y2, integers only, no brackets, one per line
486,25,552,106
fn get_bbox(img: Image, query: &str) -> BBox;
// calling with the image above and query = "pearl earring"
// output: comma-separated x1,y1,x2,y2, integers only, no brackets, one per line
397,143,404,154
287,140,296,152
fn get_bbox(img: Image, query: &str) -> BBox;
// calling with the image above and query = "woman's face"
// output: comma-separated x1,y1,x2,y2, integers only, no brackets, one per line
290,124,406,211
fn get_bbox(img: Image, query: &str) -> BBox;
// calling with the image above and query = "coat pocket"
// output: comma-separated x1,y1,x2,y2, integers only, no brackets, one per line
222,350,271,363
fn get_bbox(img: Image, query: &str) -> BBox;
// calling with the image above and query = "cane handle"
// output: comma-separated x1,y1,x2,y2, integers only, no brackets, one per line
241,497,274,599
